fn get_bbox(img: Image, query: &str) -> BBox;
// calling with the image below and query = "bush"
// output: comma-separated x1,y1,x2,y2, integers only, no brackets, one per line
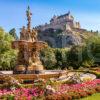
40,47,70,70
83,36,100,67
40,47,57,69
54,48,69,69
67,46,83,69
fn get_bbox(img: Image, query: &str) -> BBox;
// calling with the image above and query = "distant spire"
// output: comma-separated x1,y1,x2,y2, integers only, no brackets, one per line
26,0,32,31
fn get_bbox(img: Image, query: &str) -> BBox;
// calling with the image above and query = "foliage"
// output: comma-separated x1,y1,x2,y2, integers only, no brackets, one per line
66,35,100,69
54,48,69,69
40,47,57,69
46,79,100,100
1,79,100,100
40,47,70,69
0,27,17,70
41,38,100,69
82,36,100,67
9,28,18,40
54,29,63,36
67,46,83,69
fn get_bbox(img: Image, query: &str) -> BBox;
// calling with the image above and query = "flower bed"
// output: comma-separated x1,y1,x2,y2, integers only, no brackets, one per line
0,79,100,100
0,87,45,100
46,79,100,100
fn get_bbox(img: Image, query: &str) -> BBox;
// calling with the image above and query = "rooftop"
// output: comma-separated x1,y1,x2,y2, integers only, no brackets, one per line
57,11,71,19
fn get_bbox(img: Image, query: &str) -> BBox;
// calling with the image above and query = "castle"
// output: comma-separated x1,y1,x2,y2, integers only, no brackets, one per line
36,12,95,48
36,11,81,31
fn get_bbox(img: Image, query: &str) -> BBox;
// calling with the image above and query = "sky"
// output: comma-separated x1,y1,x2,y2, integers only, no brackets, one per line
0,0,100,34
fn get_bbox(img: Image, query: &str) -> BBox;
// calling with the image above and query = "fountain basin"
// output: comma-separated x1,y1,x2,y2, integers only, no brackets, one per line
12,40,47,50
0,70,66,75
0,70,67,84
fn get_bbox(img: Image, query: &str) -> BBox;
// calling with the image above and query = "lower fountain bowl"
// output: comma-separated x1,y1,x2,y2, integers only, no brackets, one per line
13,65,26,74
26,65,44,74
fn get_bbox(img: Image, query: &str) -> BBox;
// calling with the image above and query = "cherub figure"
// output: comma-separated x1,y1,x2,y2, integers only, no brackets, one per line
31,28,38,42
20,26,26,40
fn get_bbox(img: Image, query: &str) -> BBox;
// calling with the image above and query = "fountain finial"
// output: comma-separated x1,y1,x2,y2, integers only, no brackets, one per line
26,5,32,31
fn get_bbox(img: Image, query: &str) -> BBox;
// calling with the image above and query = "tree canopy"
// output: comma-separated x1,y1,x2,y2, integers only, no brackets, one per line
9,28,18,40
0,27,17,70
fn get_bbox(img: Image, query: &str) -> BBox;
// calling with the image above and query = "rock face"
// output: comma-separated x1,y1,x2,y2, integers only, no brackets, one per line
60,33,82,47
38,28,85,48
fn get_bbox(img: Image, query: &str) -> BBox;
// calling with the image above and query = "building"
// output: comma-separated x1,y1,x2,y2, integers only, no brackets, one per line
36,11,81,31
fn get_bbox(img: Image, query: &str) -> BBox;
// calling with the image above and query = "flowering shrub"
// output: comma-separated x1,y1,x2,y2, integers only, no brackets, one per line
46,79,100,100
0,87,44,100
1,79,100,100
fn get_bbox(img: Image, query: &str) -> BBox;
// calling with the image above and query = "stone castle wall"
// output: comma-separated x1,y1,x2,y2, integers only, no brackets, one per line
36,12,81,31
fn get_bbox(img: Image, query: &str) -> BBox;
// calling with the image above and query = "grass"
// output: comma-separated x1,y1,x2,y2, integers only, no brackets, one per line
80,93,100,100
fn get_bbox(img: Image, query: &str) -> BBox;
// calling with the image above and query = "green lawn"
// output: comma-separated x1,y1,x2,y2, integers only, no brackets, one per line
80,93,100,100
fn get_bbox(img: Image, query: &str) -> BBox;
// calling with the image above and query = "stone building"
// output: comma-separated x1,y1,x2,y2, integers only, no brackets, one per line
36,11,81,31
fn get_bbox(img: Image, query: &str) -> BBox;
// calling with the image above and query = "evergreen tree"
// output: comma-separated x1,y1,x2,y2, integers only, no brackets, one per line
9,28,18,40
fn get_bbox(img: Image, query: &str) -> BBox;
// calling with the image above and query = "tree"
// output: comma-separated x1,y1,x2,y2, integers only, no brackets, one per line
0,27,17,70
67,46,83,69
40,47,69,70
54,48,69,69
82,36,100,67
40,47,57,69
9,28,18,40
67,35,100,69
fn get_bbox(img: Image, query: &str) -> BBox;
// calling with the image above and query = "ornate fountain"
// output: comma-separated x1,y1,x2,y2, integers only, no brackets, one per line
12,6,47,74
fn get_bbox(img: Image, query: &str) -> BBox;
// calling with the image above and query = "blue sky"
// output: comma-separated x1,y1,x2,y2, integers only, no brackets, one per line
0,0,100,34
